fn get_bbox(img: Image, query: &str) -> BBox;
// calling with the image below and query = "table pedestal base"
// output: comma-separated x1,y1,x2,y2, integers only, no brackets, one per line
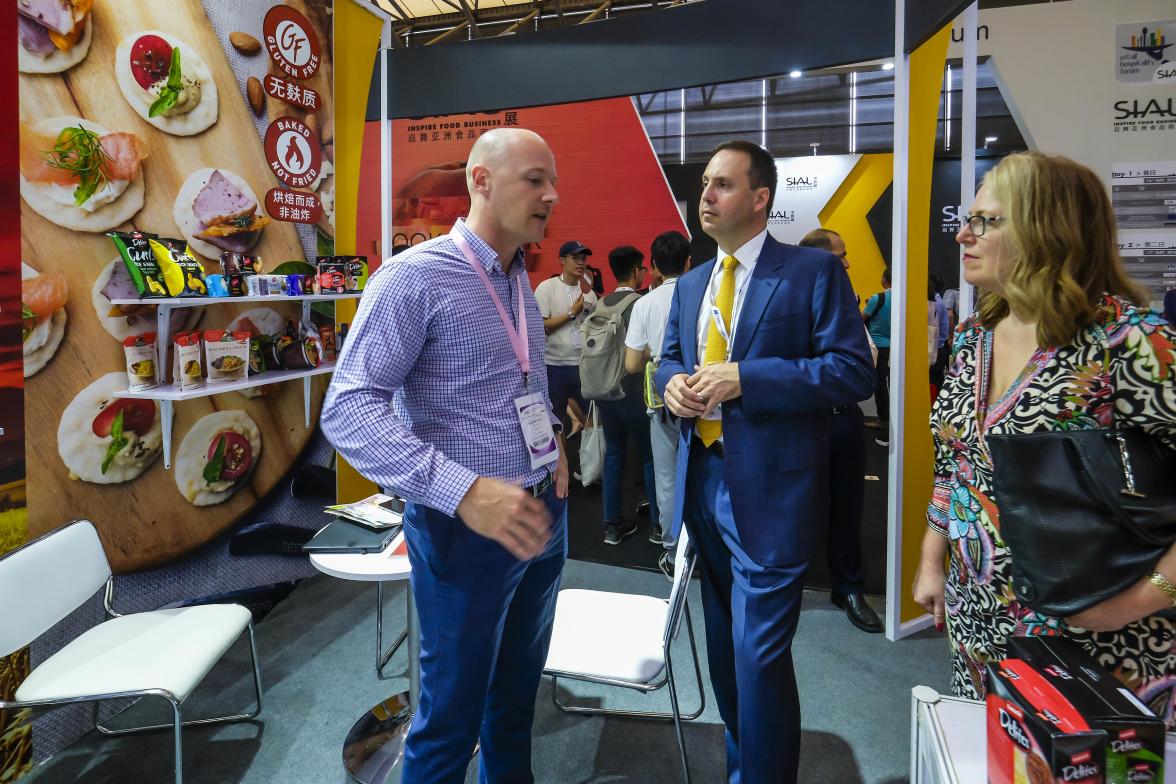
343,692,413,784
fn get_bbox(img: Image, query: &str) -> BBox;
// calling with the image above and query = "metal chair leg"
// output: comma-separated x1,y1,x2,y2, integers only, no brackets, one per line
171,698,183,784
96,623,264,736
665,648,691,784
377,581,408,678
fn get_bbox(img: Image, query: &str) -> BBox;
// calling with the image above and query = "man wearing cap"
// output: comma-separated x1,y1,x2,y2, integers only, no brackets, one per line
535,241,597,431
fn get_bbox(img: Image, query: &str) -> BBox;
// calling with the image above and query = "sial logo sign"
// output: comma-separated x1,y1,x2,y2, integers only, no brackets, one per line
941,204,963,234
1114,98,1176,120
768,209,796,224
783,176,818,191
264,5,321,80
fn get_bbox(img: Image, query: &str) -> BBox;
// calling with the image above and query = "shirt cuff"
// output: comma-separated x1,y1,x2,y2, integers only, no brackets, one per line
926,477,951,537
430,460,480,518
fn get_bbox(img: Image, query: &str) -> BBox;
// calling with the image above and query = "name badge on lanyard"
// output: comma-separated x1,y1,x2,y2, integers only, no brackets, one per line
451,226,559,470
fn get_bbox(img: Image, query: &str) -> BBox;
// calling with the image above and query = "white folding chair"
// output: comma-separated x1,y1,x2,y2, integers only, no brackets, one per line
543,529,704,783
0,520,263,784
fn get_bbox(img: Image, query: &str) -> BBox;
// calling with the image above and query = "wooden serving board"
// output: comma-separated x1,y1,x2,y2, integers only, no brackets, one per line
19,0,334,573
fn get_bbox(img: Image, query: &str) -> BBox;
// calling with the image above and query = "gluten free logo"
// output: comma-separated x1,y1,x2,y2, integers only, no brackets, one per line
264,5,321,80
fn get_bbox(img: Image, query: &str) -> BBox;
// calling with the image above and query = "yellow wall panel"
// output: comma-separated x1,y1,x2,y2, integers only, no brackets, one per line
333,1,382,503
899,24,952,624
819,153,894,305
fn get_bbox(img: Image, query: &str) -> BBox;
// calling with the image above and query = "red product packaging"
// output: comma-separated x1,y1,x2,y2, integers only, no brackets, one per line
316,257,347,294
987,659,1106,784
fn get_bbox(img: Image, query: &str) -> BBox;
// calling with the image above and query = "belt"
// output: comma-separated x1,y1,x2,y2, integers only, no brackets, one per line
527,471,554,497
692,435,724,459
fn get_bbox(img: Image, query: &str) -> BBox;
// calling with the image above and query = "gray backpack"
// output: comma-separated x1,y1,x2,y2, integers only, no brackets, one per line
579,292,640,401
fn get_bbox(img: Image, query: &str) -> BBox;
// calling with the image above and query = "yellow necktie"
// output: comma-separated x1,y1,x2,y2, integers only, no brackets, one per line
697,255,738,446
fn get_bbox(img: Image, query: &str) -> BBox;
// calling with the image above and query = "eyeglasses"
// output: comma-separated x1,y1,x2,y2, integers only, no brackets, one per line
962,214,1006,237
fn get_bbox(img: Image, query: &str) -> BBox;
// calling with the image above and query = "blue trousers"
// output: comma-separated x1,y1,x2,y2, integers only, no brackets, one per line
827,403,865,596
597,397,657,525
683,444,807,784
402,488,568,784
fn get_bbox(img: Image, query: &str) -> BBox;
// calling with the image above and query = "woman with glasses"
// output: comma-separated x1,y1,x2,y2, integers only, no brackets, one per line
911,151,1176,717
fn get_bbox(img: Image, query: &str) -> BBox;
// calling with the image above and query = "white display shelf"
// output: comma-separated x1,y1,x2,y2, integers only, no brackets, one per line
108,293,362,306
116,362,336,401
109,291,345,470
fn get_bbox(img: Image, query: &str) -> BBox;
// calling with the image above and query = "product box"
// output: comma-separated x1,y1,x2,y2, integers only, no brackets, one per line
987,659,1106,784
1009,638,1165,784
315,256,347,294
341,255,368,291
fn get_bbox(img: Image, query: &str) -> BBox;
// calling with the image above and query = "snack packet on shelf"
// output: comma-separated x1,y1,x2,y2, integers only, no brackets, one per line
173,331,203,391
123,332,159,391
149,237,208,297
108,230,167,298
203,329,250,383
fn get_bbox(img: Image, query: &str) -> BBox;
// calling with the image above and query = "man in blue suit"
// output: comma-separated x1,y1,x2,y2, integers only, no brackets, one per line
657,141,874,783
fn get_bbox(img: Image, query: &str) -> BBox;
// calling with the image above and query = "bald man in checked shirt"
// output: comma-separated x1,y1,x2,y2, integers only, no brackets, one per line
322,128,569,784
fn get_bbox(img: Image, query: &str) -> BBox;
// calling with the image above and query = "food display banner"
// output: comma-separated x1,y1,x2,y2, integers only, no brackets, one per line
14,0,336,772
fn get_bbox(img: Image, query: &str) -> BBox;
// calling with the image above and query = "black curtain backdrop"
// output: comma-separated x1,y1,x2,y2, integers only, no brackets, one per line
371,0,971,121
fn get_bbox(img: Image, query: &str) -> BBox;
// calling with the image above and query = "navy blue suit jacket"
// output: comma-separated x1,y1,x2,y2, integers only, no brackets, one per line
655,234,874,565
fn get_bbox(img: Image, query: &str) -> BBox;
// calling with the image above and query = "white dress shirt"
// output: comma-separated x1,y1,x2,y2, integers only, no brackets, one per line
695,228,767,362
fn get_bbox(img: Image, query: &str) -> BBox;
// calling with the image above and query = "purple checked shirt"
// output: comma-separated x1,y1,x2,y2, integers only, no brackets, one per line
321,219,558,516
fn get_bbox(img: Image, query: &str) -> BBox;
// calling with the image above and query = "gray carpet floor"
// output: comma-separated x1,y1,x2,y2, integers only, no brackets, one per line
21,559,951,783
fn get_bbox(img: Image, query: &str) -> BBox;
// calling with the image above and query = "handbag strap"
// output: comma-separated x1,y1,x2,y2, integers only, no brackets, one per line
1089,321,1153,498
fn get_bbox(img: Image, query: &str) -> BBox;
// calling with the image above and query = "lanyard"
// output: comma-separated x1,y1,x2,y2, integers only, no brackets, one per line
451,226,531,386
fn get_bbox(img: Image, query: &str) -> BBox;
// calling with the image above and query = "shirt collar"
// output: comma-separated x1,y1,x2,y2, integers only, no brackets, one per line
454,218,526,277
718,227,769,272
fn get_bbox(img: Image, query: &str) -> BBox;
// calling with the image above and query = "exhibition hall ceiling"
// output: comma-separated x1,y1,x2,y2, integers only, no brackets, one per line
369,0,699,44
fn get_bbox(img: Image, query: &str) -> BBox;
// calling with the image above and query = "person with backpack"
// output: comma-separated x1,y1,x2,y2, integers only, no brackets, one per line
581,245,657,545
863,268,892,439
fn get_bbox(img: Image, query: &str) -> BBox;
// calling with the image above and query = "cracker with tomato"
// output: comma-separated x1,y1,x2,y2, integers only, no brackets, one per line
174,410,261,506
114,31,218,137
57,373,162,484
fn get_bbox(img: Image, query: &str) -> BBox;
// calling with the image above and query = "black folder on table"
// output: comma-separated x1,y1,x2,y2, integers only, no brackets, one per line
302,518,401,554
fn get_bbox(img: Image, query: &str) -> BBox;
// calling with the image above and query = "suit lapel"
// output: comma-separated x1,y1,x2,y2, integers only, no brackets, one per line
730,237,784,361
681,259,712,371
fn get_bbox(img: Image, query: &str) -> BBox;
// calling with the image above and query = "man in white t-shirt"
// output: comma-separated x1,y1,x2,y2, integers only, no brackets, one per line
535,240,598,430
624,230,691,577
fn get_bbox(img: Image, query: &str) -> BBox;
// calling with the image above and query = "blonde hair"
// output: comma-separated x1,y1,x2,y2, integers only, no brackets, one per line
975,152,1147,347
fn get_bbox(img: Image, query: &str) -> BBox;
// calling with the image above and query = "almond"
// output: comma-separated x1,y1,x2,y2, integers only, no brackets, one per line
247,77,264,116
324,143,334,164
305,113,319,136
229,32,261,55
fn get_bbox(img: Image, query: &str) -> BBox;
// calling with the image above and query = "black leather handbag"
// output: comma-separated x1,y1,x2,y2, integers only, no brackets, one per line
988,427,1176,616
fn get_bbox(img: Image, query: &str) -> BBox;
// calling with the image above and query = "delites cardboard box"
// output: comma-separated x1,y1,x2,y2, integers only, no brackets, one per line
1009,637,1165,784
987,659,1106,784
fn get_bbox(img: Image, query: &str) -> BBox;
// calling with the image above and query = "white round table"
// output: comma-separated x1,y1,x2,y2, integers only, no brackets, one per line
310,531,419,784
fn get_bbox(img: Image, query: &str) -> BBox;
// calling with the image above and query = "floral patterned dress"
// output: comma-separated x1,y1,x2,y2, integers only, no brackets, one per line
927,294,1176,723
